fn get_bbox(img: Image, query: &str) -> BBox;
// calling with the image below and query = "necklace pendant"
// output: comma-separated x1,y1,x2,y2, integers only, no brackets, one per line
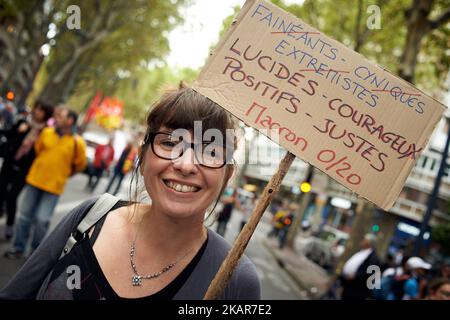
131,275,142,286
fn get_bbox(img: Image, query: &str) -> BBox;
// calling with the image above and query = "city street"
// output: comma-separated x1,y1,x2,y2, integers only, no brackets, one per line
0,172,308,300
1,0,449,306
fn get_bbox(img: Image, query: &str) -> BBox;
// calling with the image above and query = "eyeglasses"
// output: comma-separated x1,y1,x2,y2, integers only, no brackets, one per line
146,132,231,169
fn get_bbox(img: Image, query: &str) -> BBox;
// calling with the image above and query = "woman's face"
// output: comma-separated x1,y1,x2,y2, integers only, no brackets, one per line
32,106,46,122
431,284,450,300
141,128,231,220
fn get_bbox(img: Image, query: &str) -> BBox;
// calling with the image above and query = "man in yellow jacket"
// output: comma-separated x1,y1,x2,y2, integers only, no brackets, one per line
5,107,87,258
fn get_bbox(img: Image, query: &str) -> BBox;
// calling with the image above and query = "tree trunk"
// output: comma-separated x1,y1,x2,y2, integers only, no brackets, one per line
353,0,364,52
52,30,109,84
335,200,374,275
61,60,83,103
38,62,83,106
17,53,45,108
0,1,52,108
398,0,433,83
37,7,120,106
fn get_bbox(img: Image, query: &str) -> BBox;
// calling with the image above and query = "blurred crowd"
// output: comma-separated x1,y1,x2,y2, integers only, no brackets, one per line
213,184,450,301
214,187,302,250
0,98,137,258
325,233,450,300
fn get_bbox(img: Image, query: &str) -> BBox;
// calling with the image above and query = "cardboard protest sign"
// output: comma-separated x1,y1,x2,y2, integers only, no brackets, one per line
193,0,447,210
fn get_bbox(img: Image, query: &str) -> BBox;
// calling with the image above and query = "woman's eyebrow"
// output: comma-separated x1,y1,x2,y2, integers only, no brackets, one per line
160,131,173,135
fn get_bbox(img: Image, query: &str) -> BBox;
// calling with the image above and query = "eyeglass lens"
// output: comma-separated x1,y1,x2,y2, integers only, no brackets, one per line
152,133,227,168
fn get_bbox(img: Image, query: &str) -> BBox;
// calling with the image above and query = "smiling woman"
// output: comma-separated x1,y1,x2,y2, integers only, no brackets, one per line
0,85,261,300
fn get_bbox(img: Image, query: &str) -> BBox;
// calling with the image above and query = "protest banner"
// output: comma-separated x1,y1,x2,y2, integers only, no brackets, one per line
193,0,446,210
193,0,447,299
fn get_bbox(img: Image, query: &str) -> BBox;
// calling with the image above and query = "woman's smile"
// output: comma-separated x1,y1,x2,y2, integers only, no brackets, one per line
162,179,202,193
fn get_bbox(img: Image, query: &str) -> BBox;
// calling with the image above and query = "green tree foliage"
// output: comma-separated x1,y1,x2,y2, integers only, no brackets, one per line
432,222,450,255
0,0,62,99
120,65,198,123
217,0,449,91
36,0,189,106
67,64,198,123
292,0,448,88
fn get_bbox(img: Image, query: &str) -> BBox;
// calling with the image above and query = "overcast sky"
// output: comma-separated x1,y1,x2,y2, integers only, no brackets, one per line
167,0,245,69
167,0,301,69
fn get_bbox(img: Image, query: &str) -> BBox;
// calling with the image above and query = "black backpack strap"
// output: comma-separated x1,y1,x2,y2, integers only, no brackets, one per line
60,193,121,259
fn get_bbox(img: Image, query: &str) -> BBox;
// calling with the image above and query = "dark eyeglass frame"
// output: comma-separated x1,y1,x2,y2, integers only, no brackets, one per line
145,131,231,169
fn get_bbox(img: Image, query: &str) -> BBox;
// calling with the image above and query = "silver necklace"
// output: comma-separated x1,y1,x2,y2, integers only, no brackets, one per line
129,220,194,287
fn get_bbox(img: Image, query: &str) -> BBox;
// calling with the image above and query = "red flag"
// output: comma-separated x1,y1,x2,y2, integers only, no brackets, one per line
84,91,103,124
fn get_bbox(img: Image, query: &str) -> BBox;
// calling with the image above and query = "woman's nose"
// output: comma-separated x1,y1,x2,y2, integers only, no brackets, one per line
172,147,198,175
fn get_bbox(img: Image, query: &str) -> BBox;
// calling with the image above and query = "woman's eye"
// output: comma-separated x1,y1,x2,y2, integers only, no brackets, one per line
203,145,224,158
205,149,218,159
161,140,177,148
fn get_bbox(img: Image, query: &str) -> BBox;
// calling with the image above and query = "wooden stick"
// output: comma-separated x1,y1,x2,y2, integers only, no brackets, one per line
204,151,296,300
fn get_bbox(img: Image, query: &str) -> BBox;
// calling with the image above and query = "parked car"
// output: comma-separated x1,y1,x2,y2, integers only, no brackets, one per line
319,225,349,247
297,225,349,272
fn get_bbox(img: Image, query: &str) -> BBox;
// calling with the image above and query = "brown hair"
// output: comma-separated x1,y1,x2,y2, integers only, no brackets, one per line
129,86,237,219
34,100,54,122
428,278,450,294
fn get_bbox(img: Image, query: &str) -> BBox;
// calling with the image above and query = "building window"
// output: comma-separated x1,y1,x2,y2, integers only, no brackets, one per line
421,156,428,169
430,158,437,172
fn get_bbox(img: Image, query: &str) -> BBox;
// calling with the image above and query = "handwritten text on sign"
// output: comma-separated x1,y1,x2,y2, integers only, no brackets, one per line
193,0,446,210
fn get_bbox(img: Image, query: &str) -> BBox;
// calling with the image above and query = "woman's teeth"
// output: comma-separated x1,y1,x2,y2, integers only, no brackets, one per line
164,180,199,193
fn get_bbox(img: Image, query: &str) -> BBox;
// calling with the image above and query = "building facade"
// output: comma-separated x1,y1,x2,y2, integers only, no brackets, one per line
240,109,450,258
